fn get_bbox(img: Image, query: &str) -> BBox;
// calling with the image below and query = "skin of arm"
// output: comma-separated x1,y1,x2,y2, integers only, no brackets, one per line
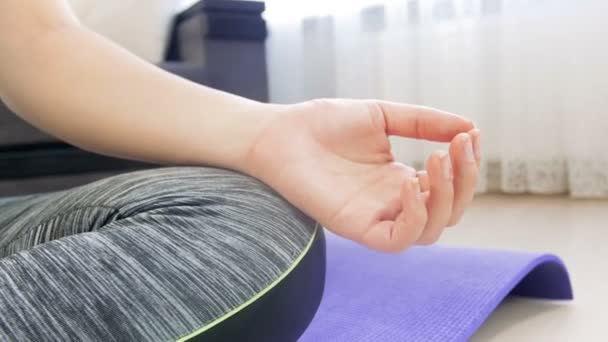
0,0,273,172
0,0,481,252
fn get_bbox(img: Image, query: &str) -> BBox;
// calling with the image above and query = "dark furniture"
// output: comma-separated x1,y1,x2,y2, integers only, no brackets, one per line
0,0,268,196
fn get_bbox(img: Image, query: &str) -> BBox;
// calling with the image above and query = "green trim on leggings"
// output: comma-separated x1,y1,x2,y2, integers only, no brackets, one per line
176,224,320,342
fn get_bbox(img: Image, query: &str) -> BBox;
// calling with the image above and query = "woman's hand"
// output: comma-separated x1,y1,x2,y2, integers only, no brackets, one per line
246,99,480,253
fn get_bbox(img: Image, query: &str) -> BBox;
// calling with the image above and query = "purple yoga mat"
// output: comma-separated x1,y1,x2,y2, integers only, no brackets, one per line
301,233,573,342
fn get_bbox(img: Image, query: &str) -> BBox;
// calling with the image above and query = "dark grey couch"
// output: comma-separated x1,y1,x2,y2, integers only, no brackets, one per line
0,0,268,196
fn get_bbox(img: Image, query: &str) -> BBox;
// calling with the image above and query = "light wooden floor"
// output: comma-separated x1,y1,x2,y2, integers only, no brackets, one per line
440,194,608,341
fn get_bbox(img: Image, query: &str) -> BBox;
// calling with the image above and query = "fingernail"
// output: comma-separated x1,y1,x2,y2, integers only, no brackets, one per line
463,135,474,162
440,152,452,180
472,130,481,160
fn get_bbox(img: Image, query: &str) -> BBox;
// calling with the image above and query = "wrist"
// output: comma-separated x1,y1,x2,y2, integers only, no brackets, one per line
219,101,287,175
239,101,320,187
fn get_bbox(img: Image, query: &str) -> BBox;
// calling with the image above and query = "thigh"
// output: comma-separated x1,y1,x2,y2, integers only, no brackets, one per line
0,166,308,257
0,167,324,341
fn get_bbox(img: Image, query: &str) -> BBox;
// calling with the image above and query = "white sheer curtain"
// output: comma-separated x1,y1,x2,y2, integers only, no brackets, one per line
266,0,608,198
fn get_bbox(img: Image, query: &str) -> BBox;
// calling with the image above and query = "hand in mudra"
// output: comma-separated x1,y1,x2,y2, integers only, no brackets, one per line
247,99,480,252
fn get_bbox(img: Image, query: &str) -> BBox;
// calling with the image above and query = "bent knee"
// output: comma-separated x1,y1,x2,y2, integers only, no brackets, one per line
107,167,306,219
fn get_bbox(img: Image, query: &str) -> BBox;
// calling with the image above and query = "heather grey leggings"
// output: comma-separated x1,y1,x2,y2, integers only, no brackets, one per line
0,167,325,341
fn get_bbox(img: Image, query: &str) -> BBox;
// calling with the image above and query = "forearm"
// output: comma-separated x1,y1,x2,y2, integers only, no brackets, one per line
0,22,276,171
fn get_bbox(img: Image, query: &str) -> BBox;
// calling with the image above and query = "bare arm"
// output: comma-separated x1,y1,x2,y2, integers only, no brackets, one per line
0,0,272,171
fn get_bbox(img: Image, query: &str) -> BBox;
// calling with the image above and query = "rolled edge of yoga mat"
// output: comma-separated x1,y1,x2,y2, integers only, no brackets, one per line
300,233,572,342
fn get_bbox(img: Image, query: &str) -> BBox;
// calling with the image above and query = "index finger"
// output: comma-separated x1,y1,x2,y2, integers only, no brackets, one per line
372,100,475,142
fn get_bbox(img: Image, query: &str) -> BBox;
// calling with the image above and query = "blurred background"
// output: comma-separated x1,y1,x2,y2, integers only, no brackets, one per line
263,0,608,198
